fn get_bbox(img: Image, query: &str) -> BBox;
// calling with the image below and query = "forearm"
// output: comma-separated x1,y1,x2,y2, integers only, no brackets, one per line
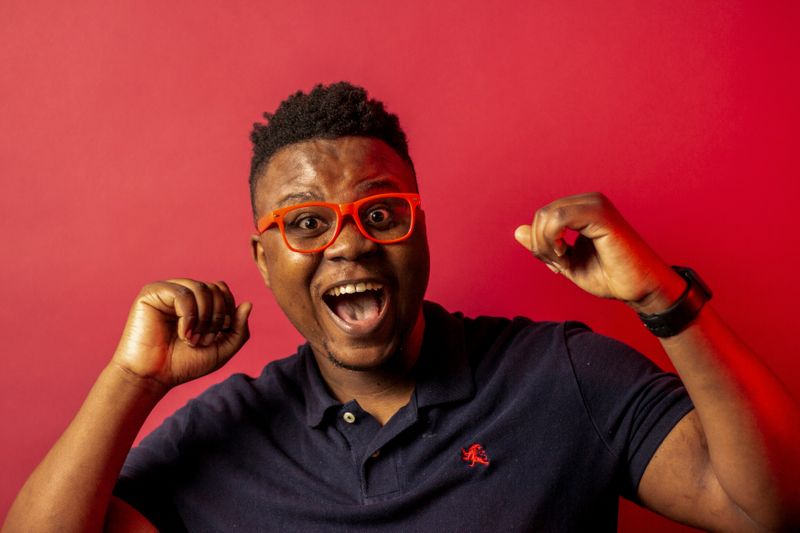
649,300,800,528
3,363,166,533
516,192,800,528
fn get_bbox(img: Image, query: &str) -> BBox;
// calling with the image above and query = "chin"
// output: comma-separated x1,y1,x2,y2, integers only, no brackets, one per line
321,339,405,372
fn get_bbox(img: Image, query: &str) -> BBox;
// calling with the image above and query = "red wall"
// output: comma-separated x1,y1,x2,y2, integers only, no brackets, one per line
2,2,798,530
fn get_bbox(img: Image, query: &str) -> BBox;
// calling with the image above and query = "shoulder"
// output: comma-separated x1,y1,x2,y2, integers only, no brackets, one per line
173,348,310,435
423,300,610,387
425,300,599,362
424,300,675,392
120,348,312,466
463,307,659,374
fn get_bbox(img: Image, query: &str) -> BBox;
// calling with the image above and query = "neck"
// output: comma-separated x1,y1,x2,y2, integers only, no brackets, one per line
317,311,425,425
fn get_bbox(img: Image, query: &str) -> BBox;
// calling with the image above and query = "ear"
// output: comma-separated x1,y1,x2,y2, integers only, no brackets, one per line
250,234,271,288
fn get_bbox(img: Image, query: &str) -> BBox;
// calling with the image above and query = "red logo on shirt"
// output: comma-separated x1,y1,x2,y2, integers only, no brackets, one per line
461,443,490,467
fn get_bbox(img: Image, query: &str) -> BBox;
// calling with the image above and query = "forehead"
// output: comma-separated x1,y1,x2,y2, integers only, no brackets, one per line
254,137,417,212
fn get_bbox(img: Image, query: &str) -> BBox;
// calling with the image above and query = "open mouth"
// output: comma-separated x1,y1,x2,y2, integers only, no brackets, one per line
322,281,388,335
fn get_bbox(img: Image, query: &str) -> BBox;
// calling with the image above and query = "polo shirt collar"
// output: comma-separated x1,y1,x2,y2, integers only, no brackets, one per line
413,301,475,409
302,345,340,428
303,300,475,428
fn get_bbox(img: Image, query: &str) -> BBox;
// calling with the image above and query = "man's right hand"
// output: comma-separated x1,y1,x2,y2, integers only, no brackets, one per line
112,279,252,391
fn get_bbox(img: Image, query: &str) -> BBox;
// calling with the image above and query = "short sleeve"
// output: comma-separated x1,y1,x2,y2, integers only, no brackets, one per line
563,322,695,500
113,402,195,532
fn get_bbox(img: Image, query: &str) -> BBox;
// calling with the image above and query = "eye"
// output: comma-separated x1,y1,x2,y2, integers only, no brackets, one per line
368,208,390,224
297,216,321,230
285,210,331,235
364,206,395,230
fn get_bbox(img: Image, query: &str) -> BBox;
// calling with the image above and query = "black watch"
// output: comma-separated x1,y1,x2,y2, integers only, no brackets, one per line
638,266,712,338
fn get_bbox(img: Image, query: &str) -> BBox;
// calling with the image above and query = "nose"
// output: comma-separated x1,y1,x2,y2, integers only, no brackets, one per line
322,216,378,261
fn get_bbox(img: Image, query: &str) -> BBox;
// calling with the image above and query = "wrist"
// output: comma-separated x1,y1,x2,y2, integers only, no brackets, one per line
628,268,687,315
636,266,713,338
104,361,170,403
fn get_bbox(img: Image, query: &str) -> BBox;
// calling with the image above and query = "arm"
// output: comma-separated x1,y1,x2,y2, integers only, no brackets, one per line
514,192,800,531
2,280,252,533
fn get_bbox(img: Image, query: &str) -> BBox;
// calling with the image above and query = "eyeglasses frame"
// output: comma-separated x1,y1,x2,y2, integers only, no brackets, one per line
256,192,422,253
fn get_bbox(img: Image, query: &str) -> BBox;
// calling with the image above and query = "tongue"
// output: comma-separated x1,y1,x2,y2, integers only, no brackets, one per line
331,292,381,324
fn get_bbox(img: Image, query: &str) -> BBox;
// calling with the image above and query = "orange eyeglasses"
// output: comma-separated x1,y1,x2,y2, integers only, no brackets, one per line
256,193,422,253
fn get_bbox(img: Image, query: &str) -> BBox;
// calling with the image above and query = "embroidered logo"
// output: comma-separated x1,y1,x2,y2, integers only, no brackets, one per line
461,443,490,467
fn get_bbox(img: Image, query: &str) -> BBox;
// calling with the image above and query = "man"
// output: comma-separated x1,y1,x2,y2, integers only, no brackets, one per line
4,82,799,531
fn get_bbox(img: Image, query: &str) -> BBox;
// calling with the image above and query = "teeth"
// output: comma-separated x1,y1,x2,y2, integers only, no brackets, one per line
326,282,384,297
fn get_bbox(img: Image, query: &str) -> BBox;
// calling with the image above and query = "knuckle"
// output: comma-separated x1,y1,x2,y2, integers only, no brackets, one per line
206,284,221,300
173,285,193,298
551,206,567,222
590,192,610,207
140,281,166,295
212,291,228,310
537,204,567,223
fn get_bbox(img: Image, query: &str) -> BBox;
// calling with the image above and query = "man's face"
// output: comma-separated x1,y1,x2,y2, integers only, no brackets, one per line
250,136,430,371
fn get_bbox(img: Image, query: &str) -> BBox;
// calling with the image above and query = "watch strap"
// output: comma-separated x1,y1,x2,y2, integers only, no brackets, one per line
638,266,712,338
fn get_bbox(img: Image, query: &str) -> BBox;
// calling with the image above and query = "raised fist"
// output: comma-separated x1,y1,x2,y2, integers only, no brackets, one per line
514,192,684,312
112,279,252,390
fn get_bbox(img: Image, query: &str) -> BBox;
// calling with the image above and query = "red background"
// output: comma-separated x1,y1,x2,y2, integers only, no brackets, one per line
2,1,798,530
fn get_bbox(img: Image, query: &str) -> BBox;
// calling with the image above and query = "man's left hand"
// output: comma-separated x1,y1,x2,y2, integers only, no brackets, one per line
514,192,684,313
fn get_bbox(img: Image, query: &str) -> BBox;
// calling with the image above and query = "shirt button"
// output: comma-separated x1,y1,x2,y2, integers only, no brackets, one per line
342,412,356,424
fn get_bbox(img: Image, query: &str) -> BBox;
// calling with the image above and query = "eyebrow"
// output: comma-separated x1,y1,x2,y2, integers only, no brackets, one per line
274,177,404,209
356,178,402,194
276,191,321,208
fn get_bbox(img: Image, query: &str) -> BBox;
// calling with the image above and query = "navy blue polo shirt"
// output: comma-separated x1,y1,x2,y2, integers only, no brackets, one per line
114,301,693,532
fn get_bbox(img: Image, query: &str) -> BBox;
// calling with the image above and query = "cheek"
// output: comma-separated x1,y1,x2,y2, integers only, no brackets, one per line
265,252,326,338
264,246,318,304
394,239,431,302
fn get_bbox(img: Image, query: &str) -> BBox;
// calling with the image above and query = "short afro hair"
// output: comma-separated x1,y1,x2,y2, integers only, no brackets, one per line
248,81,414,215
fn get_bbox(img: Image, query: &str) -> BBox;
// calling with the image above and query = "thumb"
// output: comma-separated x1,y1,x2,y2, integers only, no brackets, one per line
232,301,253,337
219,301,253,352
514,225,533,252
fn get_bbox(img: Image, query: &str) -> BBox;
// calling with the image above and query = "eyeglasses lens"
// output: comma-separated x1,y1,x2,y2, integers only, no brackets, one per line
282,196,413,252
358,196,412,241
282,206,337,251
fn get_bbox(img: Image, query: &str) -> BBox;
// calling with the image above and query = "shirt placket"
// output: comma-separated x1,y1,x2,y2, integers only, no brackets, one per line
335,398,419,502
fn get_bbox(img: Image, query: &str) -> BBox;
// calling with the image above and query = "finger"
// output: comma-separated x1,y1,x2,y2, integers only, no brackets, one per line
217,302,253,356
516,211,561,274
203,283,228,346
530,207,545,259
169,285,199,343
191,283,214,343
214,281,236,330
534,198,612,270
553,236,568,258
530,206,563,271
518,193,613,273
513,225,533,252
543,194,613,240
167,279,213,346
540,210,572,271
138,281,199,343
515,218,564,273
